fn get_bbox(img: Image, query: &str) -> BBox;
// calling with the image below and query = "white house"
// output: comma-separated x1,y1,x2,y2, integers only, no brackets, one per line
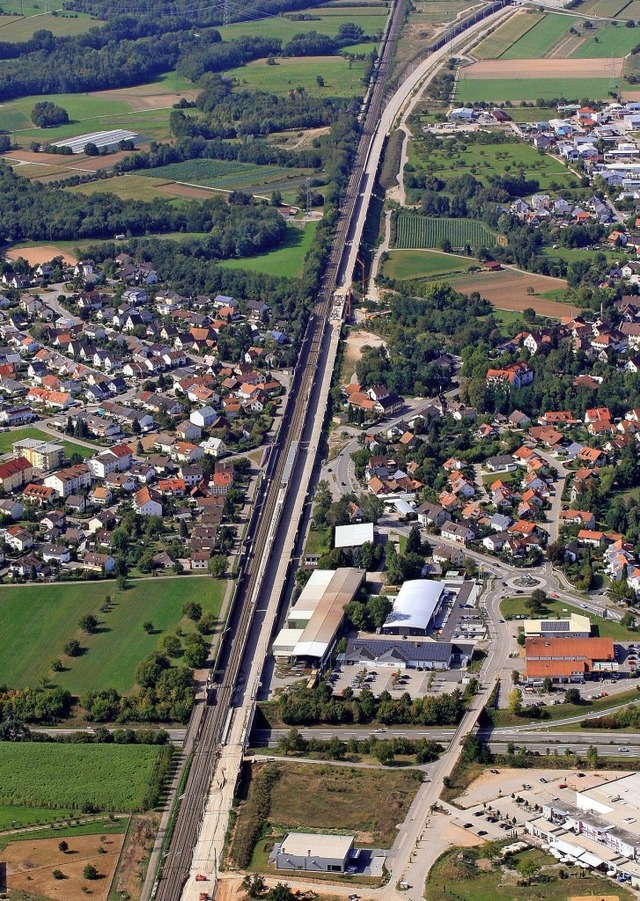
134,486,162,517
190,406,217,429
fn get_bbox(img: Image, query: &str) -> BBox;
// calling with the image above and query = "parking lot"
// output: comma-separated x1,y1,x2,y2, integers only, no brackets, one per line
329,662,464,699
432,581,486,643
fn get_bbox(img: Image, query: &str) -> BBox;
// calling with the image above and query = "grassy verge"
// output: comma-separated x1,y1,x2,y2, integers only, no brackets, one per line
486,687,640,728
500,595,638,641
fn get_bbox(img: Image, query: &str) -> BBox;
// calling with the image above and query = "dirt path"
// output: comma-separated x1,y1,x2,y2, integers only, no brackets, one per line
367,209,393,302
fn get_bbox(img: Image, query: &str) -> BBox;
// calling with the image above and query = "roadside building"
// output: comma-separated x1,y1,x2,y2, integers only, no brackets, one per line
522,612,591,639
344,636,472,670
381,579,445,636
334,522,374,549
273,833,354,873
12,438,64,471
524,636,617,683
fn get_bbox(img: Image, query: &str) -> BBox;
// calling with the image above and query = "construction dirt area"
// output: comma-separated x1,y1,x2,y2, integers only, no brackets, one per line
5,244,78,266
463,57,623,78
340,328,387,384
4,832,125,901
451,269,571,317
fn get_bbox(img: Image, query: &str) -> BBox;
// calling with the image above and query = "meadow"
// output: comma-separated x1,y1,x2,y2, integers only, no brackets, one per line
0,577,225,693
382,248,480,280
0,744,166,811
217,4,387,42
228,55,368,98
219,221,317,278
67,175,186,204
0,10,99,40
0,426,95,459
394,214,497,250
473,11,544,60
455,76,615,102
572,21,640,57
500,13,580,58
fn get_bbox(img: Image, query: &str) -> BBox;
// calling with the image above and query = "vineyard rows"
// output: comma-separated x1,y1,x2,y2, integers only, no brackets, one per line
395,215,497,250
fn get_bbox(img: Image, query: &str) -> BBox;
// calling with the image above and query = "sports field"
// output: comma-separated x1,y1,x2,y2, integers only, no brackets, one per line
473,11,544,60
382,249,481,280
0,577,225,693
217,3,387,42
0,743,166,811
228,55,368,98
219,221,317,278
456,74,615,102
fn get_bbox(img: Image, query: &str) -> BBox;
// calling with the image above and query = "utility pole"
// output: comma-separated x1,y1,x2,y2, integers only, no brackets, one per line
223,0,230,28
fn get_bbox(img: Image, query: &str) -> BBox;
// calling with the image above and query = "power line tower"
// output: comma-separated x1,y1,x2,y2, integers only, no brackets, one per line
223,0,231,27
305,176,311,213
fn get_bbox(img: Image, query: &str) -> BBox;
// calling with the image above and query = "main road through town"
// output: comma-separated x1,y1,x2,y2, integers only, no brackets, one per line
149,4,520,901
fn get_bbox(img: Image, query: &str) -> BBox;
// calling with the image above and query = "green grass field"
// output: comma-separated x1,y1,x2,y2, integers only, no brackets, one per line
500,13,580,58
573,21,640,56
0,426,95,460
473,11,544,60
582,0,633,15
218,4,387,42
456,76,615,102
67,175,182,204
489,686,640,728
219,221,317,278
0,577,225,693
228,55,368,98
0,10,100,41
0,744,165,811
0,804,75,830
395,215,497,250
382,248,480,280
140,158,313,201
500,595,637,640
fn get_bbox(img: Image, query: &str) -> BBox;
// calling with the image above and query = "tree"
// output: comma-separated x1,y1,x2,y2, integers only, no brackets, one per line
242,874,266,898
565,687,581,705
208,555,227,578
406,525,422,554
84,142,99,156
183,632,208,668
52,869,65,880
508,688,523,715
143,621,154,634
83,864,99,880
183,601,202,622
316,74,325,87
517,858,539,885
511,669,520,684
542,677,553,693
586,744,598,769
161,634,182,658
266,884,294,901
64,638,81,657
31,101,69,127
79,614,98,634
197,611,217,635
58,841,69,853
621,611,637,630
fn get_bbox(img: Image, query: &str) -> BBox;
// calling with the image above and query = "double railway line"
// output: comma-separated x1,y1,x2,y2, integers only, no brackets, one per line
153,1,513,897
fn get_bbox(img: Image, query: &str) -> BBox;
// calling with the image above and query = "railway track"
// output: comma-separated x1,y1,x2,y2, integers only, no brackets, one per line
153,1,513,897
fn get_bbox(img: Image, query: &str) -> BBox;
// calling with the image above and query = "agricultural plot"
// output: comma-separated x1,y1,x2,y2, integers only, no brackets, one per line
583,0,633,15
0,744,166,811
217,4,388,42
0,577,225,694
473,11,544,60
219,221,317,278
624,0,640,17
141,159,312,201
382,249,480,280
500,13,579,58
572,22,640,56
67,175,186,204
228,55,368,99
395,215,497,250
0,10,100,41
455,75,615,102
448,269,570,318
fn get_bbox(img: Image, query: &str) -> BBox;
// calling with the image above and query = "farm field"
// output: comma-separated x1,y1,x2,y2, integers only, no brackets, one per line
228,55,368,98
0,805,76,830
241,761,421,851
394,214,497,250
140,158,314,202
217,3,388,42
382,249,480,280
581,0,631,14
0,426,95,459
448,269,570,318
4,831,125,901
219,221,317,278
0,577,225,694
0,743,166,811
407,134,579,193
500,13,579,58
572,21,640,56
0,10,100,40
472,11,544,60
67,175,188,204
624,0,640,17
456,75,615,102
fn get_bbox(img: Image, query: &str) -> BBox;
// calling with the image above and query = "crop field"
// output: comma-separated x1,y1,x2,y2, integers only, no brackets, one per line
220,221,317,278
0,10,100,41
573,21,640,56
381,249,480,281
218,3,388,42
456,75,615,102
395,214,497,250
624,0,640,17
141,158,313,200
245,761,421,849
228,55,368,98
582,0,632,14
449,269,570,317
67,175,187,204
0,577,225,693
500,13,579,58
0,744,165,811
472,11,544,60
